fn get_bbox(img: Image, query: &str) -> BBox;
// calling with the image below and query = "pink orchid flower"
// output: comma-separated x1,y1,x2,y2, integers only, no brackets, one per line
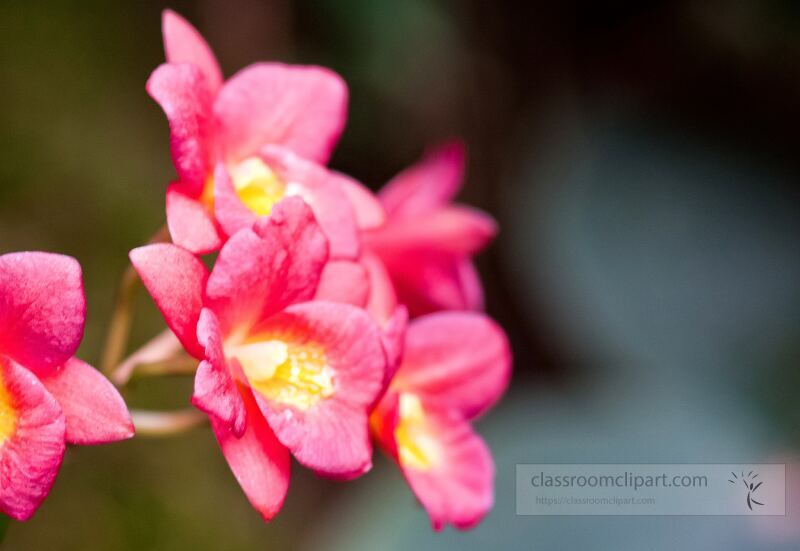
370,311,511,530
362,141,498,317
0,252,134,520
148,10,360,258
130,198,386,520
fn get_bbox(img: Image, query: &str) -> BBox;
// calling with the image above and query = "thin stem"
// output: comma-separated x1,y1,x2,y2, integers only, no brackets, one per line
99,263,139,375
133,356,199,379
111,329,187,386
100,225,170,376
131,409,207,437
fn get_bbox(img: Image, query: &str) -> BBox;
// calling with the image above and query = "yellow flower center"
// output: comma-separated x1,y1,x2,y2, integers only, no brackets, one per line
0,368,19,446
199,157,287,216
230,157,286,216
395,393,441,471
230,338,334,410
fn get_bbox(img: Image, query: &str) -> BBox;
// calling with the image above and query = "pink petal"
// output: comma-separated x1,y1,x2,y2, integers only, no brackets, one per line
395,312,511,421
379,141,465,218
376,250,484,316
338,175,386,230
214,63,348,164
251,302,385,478
129,244,208,359
206,197,328,334
259,146,360,259
366,205,497,257
213,163,257,238
0,358,65,521
380,306,408,390
166,182,223,254
400,405,494,531
192,308,246,436
39,357,133,445
0,252,85,375
361,252,397,325
147,63,215,191
162,10,224,96
314,260,369,307
210,386,291,522
456,258,484,311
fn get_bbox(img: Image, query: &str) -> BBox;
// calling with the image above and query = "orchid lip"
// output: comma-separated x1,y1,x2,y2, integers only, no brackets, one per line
228,335,335,410
229,157,287,216
202,156,289,217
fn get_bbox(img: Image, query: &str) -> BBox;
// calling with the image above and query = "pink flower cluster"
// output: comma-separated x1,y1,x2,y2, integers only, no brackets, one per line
0,8,511,530
134,10,512,530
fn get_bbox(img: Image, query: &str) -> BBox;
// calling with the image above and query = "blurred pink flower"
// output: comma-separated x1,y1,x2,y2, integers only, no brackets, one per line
362,141,498,317
148,10,360,258
370,311,511,530
0,252,133,521
131,198,386,520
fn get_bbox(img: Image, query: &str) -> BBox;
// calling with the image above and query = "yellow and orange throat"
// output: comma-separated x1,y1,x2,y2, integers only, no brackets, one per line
230,158,287,216
229,337,334,410
395,394,441,471
0,368,18,446
202,157,287,216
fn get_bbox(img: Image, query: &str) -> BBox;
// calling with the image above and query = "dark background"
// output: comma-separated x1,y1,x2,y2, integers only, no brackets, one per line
1,1,799,549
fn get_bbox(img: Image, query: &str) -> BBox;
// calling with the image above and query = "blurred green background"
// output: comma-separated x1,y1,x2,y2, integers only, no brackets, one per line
2,0,800,549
